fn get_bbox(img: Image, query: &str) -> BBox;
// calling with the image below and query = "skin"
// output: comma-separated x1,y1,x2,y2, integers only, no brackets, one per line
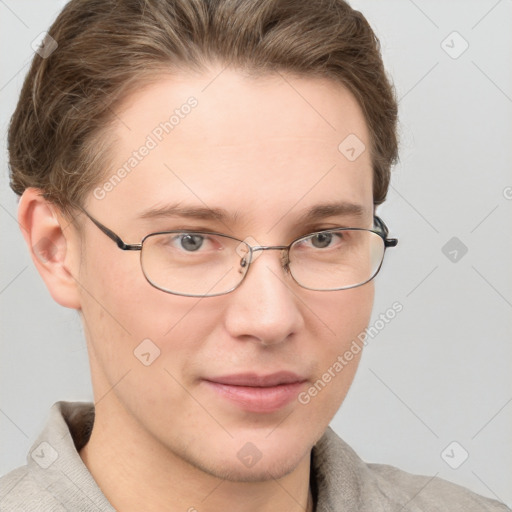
19,66,375,512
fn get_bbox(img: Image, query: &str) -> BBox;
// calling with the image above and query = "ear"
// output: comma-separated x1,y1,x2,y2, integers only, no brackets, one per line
17,188,82,309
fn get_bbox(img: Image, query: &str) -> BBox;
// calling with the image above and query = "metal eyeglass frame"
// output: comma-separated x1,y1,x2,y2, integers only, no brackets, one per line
76,206,398,296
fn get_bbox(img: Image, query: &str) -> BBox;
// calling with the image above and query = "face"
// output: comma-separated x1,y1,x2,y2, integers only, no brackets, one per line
75,67,374,481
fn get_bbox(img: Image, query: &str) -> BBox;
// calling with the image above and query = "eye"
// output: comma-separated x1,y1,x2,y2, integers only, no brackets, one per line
177,234,205,252
299,230,347,250
152,231,227,255
160,233,212,252
309,232,336,249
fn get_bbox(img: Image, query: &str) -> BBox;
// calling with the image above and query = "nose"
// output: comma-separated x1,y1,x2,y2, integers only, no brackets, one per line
223,247,305,346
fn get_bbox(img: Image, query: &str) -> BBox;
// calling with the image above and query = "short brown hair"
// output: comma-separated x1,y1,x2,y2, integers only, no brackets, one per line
8,0,398,217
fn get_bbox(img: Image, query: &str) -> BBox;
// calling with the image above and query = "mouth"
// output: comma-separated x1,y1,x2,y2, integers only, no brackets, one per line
202,372,308,413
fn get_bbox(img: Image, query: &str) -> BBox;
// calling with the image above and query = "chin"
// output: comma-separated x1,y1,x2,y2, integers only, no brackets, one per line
197,449,309,483
178,427,317,483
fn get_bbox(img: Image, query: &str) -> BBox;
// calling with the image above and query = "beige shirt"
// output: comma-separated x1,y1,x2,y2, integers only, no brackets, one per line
0,401,509,511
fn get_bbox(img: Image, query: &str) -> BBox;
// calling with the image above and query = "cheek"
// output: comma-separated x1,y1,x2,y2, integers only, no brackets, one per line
303,283,374,406
80,244,180,334
314,281,374,349
78,247,216,378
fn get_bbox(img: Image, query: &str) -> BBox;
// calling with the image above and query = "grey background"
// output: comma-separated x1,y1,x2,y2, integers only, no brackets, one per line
1,0,511,506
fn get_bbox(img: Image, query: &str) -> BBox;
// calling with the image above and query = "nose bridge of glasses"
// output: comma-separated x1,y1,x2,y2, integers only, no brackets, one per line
250,245,289,253
239,244,290,268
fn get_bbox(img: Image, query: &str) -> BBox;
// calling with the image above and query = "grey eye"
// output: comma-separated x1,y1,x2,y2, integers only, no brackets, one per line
180,234,204,251
310,232,334,248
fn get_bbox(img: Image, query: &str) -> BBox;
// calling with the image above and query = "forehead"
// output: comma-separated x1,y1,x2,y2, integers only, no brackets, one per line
90,67,374,232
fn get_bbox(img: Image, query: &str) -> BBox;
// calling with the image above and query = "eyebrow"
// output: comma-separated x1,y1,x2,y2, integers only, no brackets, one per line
137,200,368,224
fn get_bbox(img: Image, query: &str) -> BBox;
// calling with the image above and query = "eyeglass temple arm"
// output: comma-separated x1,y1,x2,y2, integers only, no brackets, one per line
76,206,142,251
373,215,398,248
76,206,397,251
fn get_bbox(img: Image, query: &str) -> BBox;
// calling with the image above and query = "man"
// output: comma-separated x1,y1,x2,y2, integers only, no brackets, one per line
1,0,509,510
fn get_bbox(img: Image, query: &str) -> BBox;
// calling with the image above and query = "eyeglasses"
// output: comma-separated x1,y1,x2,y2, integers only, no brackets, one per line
77,207,397,297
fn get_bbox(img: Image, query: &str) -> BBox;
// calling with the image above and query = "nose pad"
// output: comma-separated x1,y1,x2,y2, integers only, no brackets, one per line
235,236,263,274
238,255,249,275
235,237,291,279
236,236,262,260
280,249,290,270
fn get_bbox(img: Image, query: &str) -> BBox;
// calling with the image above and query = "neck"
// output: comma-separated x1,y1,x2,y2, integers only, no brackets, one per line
79,398,314,512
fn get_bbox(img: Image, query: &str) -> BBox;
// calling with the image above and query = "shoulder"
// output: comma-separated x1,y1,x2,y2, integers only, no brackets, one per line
0,466,66,512
1,401,113,512
313,427,510,512
367,461,510,511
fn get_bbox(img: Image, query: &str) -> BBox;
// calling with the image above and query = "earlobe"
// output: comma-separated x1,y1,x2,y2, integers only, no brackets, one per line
18,188,82,310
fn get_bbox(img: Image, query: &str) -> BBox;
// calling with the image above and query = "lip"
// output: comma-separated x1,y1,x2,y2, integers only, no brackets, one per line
206,371,306,387
203,372,307,413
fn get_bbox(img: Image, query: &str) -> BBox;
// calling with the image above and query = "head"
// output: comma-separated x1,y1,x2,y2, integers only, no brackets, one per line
10,0,398,482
